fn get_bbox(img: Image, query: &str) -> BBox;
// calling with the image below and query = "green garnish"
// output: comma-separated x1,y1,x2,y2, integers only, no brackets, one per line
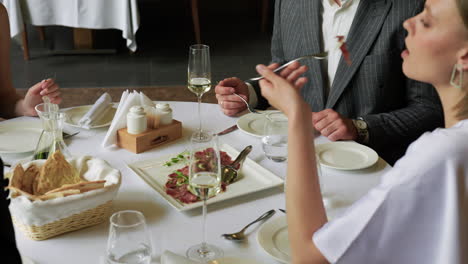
164,150,189,167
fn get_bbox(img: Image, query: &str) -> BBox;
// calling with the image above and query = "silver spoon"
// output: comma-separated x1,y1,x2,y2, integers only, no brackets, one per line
221,209,276,241
249,51,329,81
221,145,252,184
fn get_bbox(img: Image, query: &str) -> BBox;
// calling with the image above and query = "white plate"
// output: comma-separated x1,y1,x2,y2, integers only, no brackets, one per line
315,142,379,170
257,215,290,263
0,121,42,154
237,110,283,137
128,144,284,211
63,105,116,128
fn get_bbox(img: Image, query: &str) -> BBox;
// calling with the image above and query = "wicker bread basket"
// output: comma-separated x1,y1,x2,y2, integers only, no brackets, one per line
8,156,120,240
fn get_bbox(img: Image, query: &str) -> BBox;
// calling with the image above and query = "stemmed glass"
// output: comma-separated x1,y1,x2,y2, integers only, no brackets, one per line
188,44,211,141
186,132,224,262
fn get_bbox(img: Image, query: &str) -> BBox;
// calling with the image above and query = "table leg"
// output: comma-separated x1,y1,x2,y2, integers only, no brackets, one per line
190,0,201,44
21,23,30,60
73,28,93,49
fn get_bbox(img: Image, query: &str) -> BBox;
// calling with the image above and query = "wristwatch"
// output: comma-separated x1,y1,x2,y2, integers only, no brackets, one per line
352,117,369,143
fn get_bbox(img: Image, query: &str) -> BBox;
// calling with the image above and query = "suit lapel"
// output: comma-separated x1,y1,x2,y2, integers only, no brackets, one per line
326,0,392,109
302,0,325,110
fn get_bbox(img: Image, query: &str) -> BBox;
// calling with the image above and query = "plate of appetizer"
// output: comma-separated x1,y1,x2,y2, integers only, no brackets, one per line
128,144,283,211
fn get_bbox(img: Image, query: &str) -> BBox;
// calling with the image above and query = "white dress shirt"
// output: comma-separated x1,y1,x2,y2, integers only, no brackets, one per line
248,0,360,106
314,119,468,263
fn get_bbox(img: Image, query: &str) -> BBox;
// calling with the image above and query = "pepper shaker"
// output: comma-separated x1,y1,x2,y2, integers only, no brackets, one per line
156,103,173,126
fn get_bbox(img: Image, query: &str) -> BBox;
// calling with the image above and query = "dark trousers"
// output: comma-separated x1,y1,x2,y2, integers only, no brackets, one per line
1,158,22,263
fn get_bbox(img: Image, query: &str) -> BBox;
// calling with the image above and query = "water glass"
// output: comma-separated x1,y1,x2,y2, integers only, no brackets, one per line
106,210,152,264
262,112,288,162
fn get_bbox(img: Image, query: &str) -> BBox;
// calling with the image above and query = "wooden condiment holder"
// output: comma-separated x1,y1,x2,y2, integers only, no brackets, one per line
117,120,182,154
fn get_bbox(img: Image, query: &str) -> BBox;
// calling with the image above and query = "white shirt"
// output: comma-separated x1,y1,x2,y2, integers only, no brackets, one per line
313,119,468,263
248,0,360,106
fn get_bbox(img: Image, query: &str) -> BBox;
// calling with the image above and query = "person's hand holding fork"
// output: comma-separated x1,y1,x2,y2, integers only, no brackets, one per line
215,61,308,116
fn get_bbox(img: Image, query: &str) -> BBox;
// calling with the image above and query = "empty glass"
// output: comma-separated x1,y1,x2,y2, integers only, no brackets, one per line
262,112,288,162
106,210,152,264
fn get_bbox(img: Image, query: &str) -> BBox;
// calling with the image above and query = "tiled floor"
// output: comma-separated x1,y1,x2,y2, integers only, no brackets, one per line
10,2,272,91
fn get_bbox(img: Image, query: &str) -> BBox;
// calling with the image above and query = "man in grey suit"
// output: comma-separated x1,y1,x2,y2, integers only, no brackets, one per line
215,0,443,164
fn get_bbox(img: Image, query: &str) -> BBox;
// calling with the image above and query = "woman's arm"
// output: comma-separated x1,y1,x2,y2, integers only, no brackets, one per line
256,64,328,264
0,4,21,118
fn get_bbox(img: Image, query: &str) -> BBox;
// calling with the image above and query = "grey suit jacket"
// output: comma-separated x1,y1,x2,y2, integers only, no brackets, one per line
253,0,444,164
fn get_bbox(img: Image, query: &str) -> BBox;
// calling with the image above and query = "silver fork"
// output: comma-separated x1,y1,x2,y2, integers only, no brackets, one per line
232,93,261,114
249,51,328,81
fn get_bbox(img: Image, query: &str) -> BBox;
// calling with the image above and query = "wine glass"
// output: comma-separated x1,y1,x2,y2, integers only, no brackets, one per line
188,44,211,141
106,210,152,264
186,132,224,262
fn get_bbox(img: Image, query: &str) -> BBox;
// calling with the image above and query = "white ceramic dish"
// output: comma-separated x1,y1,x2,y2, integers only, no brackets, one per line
237,110,283,137
127,144,284,211
315,142,379,170
0,121,42,154
257,215,290,263
63,105,116,129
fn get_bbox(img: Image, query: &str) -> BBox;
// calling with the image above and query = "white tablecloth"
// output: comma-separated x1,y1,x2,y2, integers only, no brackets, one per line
2,0,140,52
3,102,391,264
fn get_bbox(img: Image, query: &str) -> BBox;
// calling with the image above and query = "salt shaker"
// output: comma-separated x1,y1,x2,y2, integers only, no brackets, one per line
127,106,147,134
156,103,173,126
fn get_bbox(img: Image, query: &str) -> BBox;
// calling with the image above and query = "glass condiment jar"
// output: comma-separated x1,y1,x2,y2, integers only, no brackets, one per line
33,103,71,160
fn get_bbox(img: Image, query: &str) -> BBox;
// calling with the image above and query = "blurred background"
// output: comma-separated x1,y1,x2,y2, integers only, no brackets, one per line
9,0,273,94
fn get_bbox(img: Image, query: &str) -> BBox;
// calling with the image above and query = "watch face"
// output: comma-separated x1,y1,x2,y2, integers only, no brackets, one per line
356,120,367,129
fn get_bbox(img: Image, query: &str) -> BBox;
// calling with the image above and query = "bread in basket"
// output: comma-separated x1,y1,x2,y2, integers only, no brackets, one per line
6,151,121,240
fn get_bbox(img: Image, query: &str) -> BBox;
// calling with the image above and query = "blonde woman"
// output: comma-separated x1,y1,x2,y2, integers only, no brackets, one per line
0,4,61,119
256,0,468,262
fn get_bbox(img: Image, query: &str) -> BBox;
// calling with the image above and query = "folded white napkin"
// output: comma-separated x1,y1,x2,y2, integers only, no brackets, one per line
78,93,112,129
101,90,155,147
161,250,199,264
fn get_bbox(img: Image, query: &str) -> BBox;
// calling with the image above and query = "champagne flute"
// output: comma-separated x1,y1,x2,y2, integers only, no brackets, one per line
188,44,211,141
186,132,224,262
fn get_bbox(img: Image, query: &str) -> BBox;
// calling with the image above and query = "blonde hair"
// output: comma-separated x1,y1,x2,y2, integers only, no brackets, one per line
455,0,468,119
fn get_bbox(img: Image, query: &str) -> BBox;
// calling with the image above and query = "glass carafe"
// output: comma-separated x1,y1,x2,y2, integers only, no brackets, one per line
33,103,71,160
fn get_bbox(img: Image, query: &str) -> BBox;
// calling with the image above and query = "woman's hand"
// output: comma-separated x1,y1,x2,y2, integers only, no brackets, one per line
256,63,308,116
18,79,61,116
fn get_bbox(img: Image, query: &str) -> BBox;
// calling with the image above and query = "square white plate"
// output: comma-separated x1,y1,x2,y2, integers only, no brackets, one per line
127,144,284,211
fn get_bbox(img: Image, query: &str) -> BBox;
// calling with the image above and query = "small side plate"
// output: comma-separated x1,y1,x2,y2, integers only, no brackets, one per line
316,142,379,170
64,105,116,129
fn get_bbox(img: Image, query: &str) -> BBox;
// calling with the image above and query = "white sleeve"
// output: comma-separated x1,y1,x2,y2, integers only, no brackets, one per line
246,82,258,108
313,127,468,264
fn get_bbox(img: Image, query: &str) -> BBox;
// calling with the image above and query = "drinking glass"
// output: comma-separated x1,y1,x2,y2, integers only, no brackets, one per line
186,132,223,262
106,210,152,264
262,111,288,162
188,44,211,141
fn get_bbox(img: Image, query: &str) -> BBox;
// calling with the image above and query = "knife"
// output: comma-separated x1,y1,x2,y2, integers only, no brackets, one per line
216,124,238,136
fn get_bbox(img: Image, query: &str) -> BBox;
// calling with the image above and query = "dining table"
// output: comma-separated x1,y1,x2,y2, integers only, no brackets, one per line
2,0,140,53
2,101,391,264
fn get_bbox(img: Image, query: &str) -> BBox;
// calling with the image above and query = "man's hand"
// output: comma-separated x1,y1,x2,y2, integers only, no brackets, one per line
312,109,357,141
215,77,249,116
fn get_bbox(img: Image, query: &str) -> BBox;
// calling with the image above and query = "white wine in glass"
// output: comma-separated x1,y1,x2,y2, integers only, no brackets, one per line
188,44,211,141
188,77,211,97
186,132,223,262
